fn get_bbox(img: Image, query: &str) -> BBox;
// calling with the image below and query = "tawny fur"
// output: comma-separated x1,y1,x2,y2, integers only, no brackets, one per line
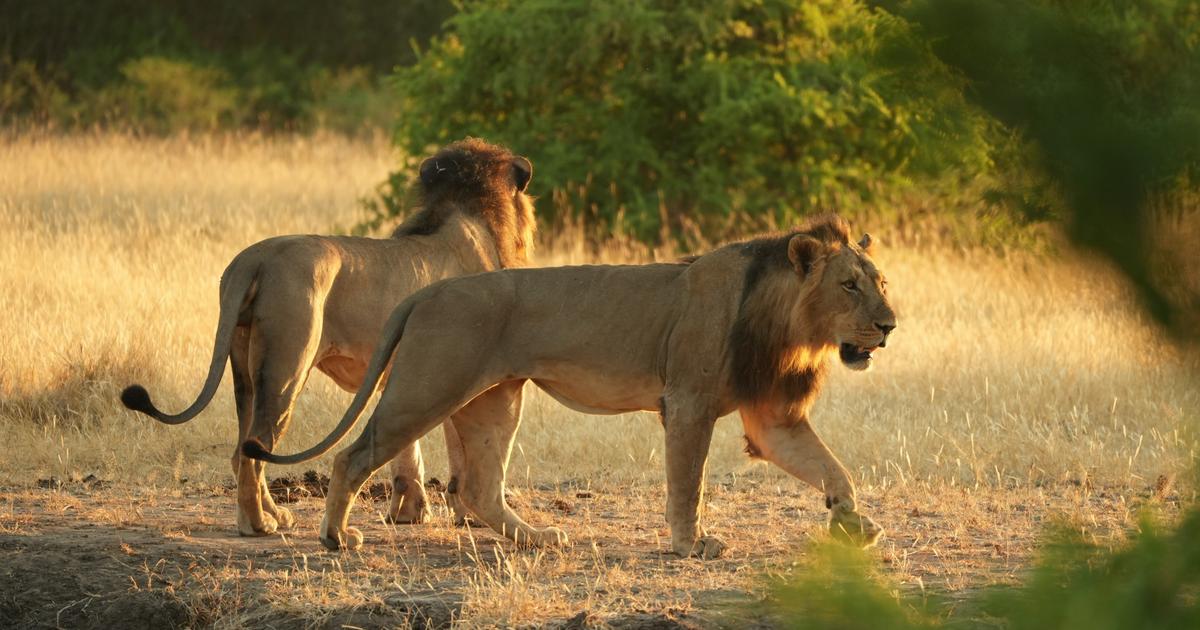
123,138,537,537
247,215,896,557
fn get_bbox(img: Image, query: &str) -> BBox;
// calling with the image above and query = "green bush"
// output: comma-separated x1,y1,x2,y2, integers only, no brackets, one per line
767,507,1200,629
382,0,995,241
98,57,238,132
0,57,71,126
0,0,449,133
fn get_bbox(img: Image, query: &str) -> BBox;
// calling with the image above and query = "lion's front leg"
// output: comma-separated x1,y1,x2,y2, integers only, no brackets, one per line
740,405,882,548
441,418,473,526
386,440,432,524
663,401,725,559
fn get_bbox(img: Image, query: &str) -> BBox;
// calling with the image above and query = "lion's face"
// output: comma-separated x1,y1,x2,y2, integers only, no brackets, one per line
791,233,896,371
824,238,895,370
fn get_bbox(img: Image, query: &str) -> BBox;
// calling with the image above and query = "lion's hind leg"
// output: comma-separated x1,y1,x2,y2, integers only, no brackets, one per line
237,309,323,536
320,375,494,549
231,323,297,536
321,402,465,550
451,381,567,549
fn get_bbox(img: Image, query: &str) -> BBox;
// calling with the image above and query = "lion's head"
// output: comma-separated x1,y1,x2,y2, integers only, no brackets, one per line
393,138,537,267
790,222,896,371
730,216,897,405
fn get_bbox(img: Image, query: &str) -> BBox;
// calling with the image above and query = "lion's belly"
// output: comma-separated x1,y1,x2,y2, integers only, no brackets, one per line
532,373,662,415
315,355,367,392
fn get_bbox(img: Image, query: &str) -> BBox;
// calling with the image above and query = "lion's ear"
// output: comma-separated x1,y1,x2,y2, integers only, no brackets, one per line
419,157,447,188
512,156,533,192
787,235,824,276
858,233,875,253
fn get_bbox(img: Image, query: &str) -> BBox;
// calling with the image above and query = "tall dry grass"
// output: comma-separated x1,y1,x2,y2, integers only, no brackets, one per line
0,132,1195,493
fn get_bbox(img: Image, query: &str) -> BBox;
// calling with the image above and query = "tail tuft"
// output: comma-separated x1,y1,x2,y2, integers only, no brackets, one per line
242,439,271,461
120,385,156,415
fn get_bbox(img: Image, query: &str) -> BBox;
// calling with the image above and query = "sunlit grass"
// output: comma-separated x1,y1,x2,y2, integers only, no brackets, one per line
0,131,1195,494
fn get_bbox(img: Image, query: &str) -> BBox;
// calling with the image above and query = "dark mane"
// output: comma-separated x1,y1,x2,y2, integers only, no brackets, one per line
391,138,535,267
726,215,851,406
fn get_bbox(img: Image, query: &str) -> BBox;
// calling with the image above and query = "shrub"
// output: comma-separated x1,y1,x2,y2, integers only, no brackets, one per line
0,0,449,133
98,57,239,132
381,0,995,241
766,507,1200,629
0,58,71,127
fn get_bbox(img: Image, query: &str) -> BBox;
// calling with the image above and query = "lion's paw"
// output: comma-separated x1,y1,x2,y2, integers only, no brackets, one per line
238,511,279,537
320,526,364,551
672,535,727,559
449,497,474,527
386,501,431,525
271,506,296,531
524,526,570,549
829,509,883,548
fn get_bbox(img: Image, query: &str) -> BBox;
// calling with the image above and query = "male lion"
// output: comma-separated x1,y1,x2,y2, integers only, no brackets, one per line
122,139,537,537
246,216,896,557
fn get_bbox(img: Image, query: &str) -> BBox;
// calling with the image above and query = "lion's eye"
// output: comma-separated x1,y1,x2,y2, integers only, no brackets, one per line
842,280,858,292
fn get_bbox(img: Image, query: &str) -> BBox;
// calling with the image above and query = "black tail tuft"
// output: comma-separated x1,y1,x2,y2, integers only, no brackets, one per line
120,385,156,415
242,439,271,461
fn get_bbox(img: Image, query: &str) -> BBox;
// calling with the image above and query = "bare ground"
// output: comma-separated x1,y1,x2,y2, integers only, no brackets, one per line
0,475,1185,628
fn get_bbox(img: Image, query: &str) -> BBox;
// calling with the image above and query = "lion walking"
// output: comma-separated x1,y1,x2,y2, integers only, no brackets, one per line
247,216,896,557
123,139,537,536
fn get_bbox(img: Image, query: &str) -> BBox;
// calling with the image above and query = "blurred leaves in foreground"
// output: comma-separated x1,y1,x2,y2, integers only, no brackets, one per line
894,0,1200,336
769,4,1200,627
770,508,1200,629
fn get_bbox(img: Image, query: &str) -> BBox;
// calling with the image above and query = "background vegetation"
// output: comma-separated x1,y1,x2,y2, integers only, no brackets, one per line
373,0,1200,330
0,0,451,133
3,0,1199,626
2,132,1195,627
384,0,995,240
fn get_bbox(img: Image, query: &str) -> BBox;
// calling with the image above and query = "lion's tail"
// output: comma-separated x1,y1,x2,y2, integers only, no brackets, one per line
240,296,419,465
120,262,257,425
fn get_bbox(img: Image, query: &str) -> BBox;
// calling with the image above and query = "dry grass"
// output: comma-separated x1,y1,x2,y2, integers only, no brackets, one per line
0,132,1194,489
0,480,1184,628
0,132,1197,626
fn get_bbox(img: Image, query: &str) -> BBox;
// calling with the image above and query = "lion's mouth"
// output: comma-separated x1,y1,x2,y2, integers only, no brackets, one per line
839,342,876,368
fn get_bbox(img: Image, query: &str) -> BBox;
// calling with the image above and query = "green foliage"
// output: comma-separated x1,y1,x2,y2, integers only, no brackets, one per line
0,58,70,126
385,0,995,240
768,508,1200,629
764,5,1200,627
0,0,453,132
768,543,940,629
99,57,238,133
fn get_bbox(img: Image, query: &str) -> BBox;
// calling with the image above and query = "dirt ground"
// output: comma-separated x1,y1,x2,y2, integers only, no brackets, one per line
0,473,1185,629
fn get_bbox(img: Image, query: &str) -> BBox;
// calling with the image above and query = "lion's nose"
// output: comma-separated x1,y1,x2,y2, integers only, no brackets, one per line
875,322,895,347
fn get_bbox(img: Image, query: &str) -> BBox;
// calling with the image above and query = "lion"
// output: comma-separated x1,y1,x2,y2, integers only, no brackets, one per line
121,138,537,537
245,215,896,557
